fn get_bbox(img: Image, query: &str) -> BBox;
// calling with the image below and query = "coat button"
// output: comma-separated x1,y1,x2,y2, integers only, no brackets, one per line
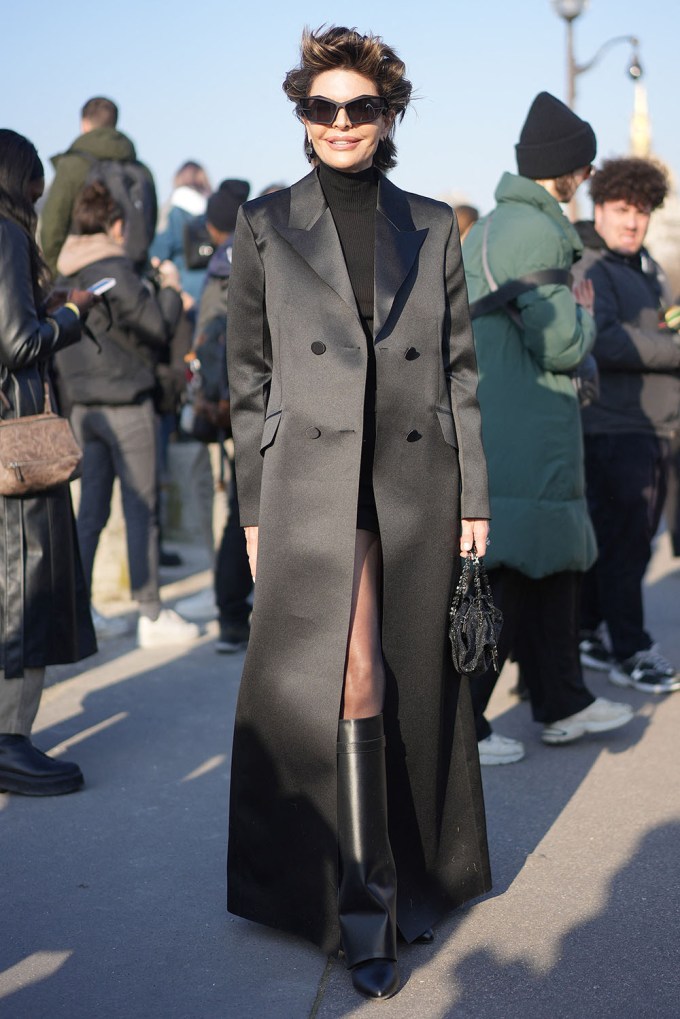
306,426,321,439
404,347,420,360
311,341,326,355
406,429,422,442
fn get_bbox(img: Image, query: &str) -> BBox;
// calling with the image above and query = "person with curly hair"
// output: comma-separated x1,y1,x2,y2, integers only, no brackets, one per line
573,157,680,693
225,25,491,1000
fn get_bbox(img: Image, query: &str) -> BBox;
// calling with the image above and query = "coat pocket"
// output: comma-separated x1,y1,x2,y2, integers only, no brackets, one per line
435,406,459,449
260,409,282,454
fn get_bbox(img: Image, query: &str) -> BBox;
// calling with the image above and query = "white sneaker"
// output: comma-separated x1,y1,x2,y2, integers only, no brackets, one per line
91,608,128,640
541,697,633,745
478,732,525,766
137,609,200,649
174,588,218,621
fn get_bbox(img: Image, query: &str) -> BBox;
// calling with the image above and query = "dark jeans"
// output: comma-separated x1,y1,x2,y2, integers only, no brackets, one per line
471,568,593,741
665,430,680,557
72,400,161,617
214,460,253,626
582,432,670,660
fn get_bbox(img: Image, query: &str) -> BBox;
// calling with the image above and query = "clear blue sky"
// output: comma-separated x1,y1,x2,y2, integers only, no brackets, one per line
3,0,678,214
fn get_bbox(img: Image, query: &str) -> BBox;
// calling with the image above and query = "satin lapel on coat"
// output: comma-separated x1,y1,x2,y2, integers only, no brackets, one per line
275,171,358,318
374,176,429,341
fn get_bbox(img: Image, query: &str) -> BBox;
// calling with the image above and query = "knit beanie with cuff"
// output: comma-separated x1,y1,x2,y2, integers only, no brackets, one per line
515,92,596,179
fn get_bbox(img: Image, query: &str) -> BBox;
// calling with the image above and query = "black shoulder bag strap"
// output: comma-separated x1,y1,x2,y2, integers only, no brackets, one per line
468,213,573,322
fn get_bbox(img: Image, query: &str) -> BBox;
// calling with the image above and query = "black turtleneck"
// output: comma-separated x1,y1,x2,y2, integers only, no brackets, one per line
317,161,378,334
318,161,379,525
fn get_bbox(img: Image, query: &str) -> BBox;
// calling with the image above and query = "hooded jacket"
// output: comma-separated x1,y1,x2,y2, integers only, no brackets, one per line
573,222,680,438
40,127,157,273
55,234,181,406
463,172,597,577
150,186,208,301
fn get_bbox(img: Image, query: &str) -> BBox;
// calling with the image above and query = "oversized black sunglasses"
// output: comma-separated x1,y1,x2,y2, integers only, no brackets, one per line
296,95,388,125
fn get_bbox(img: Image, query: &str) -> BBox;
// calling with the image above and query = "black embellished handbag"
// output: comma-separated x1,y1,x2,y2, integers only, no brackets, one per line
449,550,503,678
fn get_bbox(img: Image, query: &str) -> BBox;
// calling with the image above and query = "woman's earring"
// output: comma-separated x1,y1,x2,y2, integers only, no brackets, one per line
305,136,314,159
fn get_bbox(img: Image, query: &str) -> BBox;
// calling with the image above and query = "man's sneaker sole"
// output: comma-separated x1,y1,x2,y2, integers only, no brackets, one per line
580,650,613,673
478,748,525,765
215,639,248,654
608,667,680,694
542,709,632,745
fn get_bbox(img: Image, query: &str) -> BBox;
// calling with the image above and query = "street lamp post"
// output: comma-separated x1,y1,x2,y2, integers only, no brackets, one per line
551,1,642,218
551,0,642,111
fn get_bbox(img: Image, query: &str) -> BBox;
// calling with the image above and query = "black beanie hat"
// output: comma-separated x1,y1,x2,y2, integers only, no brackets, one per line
515,92,596,179
206,179,251,232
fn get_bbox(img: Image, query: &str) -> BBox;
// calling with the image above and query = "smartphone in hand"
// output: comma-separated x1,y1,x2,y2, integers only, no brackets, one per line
87,277,116,296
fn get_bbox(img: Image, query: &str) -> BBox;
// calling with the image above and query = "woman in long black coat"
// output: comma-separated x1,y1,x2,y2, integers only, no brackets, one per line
0,130,97,796
226,28,491,1000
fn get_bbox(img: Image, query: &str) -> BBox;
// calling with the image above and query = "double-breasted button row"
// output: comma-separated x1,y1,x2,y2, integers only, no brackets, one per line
311,342,326,355
303,425,422,441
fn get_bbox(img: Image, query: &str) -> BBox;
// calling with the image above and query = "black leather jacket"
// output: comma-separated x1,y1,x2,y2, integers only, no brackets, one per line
0,217,96,678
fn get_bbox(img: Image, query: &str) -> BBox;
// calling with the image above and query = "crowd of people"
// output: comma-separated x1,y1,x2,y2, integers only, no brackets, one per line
0,23,678,1002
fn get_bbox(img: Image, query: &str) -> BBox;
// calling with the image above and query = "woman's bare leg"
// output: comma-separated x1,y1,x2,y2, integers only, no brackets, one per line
341,529,385,719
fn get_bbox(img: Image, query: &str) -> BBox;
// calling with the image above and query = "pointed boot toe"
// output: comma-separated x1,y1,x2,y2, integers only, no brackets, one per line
350,959,400,999
414,928,434,944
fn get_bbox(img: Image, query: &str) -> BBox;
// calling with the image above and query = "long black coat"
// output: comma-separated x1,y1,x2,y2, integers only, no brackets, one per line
0,219,96,679
226,170,491,953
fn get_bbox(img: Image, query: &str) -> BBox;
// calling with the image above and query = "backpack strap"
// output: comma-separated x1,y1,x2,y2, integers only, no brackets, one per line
469,212,573,321
469,269,573,320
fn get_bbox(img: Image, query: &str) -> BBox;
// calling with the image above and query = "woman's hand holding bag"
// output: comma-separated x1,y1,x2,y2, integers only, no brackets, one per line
449,545,503,678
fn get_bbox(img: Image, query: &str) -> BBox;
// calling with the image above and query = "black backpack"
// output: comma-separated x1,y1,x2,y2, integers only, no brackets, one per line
181,316,230,444
79,153,157,266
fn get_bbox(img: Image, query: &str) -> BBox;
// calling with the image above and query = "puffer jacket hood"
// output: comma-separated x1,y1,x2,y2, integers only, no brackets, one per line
57,233,126,276
51,127,137,170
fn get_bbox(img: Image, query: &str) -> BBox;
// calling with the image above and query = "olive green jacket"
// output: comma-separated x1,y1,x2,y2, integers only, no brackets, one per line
463,172,597,577
39,128,155,274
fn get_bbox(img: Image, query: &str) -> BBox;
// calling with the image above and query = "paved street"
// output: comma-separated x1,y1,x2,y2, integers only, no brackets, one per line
2,534,679,1019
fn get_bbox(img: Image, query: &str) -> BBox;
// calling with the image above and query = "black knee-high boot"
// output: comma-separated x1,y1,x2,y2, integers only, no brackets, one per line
337,714,400,1000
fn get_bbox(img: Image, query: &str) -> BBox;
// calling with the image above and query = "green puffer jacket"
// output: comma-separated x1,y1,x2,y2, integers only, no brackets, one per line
462,172,597,578
39,127,156,273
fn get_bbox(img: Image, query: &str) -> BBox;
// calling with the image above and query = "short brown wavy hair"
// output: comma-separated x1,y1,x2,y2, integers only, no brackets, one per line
72,181,123,235
590,157,668,211
282,26,412,171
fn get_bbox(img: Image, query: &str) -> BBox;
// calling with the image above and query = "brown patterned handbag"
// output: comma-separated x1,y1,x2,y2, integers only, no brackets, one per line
0,372,82,496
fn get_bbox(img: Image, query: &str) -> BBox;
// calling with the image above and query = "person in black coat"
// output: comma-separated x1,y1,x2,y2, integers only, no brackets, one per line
0,129,97,796
226,28,490,1001
573,158,680,692
56,182,199,649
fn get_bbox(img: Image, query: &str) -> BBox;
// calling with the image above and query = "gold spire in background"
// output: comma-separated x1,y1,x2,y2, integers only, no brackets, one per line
630,81,651,157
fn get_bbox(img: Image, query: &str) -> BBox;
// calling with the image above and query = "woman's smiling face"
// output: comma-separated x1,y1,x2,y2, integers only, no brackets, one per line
303,68,392,173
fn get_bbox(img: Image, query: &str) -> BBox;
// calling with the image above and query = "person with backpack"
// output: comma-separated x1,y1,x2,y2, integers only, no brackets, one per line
55,181,199,649
150,161,212,304
40,97,157,274
462,92,633,764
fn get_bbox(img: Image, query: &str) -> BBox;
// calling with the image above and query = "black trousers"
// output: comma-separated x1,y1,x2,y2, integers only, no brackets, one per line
582,433,670,660
470,568,593,741
214,460,253,626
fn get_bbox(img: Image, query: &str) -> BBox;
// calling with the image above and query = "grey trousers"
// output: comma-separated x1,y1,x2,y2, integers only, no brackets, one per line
0,669,45,735
71,400,161,618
